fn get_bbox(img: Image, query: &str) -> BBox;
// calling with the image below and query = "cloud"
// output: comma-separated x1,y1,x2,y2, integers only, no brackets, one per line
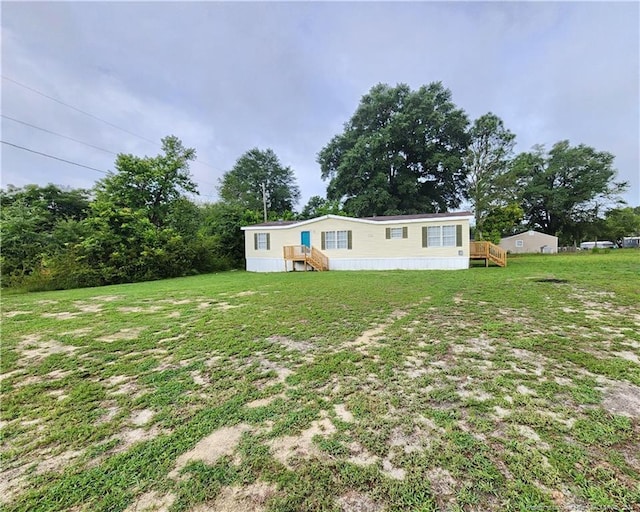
2,2,638,207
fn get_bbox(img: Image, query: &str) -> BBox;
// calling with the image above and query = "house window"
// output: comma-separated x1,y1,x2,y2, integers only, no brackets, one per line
386,227,408,239
254,233,270,251
442,225,456,246
423,224,463,248
515,240,524,248
322,230,352,250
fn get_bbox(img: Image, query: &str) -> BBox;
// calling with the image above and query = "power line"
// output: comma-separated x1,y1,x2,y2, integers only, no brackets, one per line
2,74,225,175
2,75,158,146
1,114,118,156
1,140,109,175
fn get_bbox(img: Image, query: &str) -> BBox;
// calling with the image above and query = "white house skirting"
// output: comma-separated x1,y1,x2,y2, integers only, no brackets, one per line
328,257,468,271
246,256,468,272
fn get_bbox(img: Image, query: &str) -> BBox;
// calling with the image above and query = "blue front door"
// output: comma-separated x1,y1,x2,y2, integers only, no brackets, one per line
301,231,311,249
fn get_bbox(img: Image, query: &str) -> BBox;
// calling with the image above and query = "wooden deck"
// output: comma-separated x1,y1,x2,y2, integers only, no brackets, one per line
283,245,329,271
470,241,507,267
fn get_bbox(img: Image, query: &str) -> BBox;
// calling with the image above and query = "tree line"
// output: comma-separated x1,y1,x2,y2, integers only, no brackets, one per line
2,82,638,291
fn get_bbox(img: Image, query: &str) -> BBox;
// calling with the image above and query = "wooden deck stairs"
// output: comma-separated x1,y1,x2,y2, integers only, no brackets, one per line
470,241,507,267
283,245,329,271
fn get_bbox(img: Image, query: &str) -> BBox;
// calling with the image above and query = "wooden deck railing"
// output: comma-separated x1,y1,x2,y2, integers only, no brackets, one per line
470,241,507,267
283,245,329,271
309,247,329,271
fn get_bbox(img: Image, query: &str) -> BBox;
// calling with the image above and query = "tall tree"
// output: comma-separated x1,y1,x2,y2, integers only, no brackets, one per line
463,113,516,239
602,206,640,245
299,195,344,220
94,135,197,228
0,185,91,282
510,140,627,244
218,148,300,217
481,203,524,244
0,183,90,229
318,82,469,217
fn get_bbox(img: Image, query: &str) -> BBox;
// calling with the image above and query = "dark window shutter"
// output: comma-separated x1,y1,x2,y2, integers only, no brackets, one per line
321,231,326,250
422,227,428,247
347,230,352,250
386,228,391,239
402,226,408,239
456,225,463,247
254,233,258,250
266,233,271,250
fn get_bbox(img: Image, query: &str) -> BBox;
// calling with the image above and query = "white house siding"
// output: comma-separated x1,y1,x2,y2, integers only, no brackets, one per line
328,257,469,271
242,214,472,272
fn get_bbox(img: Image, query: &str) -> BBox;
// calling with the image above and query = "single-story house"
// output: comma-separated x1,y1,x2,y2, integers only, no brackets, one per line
241,212,473,272
499,230,558,254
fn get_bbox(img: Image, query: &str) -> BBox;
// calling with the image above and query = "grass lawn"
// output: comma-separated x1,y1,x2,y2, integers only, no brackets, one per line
1,250,639,512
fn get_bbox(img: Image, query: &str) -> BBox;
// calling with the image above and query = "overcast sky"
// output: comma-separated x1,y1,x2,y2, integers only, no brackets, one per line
2,1,638,208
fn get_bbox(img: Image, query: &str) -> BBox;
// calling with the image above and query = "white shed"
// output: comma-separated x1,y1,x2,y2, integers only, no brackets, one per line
499,230,558,254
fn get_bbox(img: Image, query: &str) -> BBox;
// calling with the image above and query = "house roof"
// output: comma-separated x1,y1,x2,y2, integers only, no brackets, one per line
242,212,473,230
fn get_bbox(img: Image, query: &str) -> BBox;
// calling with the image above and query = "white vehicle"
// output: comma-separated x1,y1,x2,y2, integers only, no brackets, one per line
579,241,616,250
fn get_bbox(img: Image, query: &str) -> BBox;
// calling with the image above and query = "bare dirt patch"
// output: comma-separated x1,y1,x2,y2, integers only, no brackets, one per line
117,306,163,313
602,382,640,418
267,417,336,468
96,402,120,424
47,389,68,400
334,403,354,422
516,384,536,396
427,467,457,503
105,375,129,387
158,298,192,305
346,310,408,353
381,458,406,480
259,359,292,384
18,336,77,361
337,490,383,512
36,449,83,474
130,409,155,426
246,395,283,408
61,327,93,337
112,426,164,454
125,490,175,512
169,424,251,478
98,327,145,342
72,302,103,313
614,351,640,364
388,426,429,453
3,310,32,318
0,465,28,505
191,370,208,386
92,295,123,302
112,381,143,398
267,335,314,353
234,291,257,297
204,481,276,512
347,442,379,466
42,311,80,320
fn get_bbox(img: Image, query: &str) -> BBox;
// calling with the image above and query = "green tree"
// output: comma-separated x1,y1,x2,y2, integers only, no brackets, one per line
299,195,344,220
0,183,90,229
218,148,300,217
510,141,627,245
318,82,469,217
0,185,91,284
200,202,262,266
94,135,197,228
602,206,640,245
481,203,524,244
463,113,516,239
